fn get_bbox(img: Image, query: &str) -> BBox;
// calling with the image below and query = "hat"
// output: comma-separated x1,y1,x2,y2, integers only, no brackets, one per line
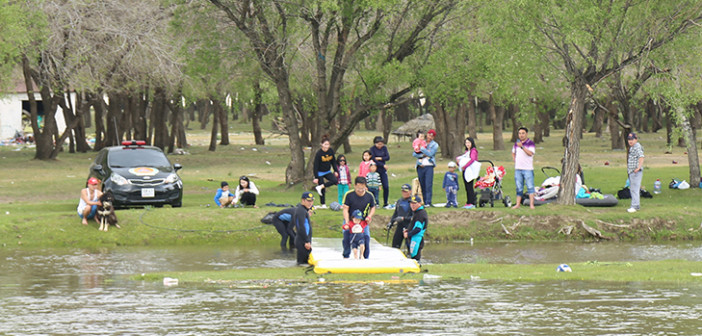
352,209,364,219
427,129,436,137
410,195,423,204
401,183,411,191
301,191,315,201
373,136,385,144
369,161,376,166
626,132,637,140
221,181,228,188
448,161,457,168
88,177,99,185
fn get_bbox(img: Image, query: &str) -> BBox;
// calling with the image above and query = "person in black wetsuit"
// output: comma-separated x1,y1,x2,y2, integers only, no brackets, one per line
294,192,315,265
388,183,413,250
404,195,428,262
272,207,297,252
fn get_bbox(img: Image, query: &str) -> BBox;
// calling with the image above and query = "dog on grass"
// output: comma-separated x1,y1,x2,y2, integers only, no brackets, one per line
96,191,120,232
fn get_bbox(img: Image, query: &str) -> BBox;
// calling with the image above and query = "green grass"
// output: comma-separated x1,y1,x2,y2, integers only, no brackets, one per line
1,125,701,248
132,260,702,285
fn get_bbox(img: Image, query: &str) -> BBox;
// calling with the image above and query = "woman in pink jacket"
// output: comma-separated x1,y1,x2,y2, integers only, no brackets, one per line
456,137,478,209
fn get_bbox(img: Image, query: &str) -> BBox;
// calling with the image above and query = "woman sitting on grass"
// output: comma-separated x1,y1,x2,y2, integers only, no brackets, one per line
234,176,259,208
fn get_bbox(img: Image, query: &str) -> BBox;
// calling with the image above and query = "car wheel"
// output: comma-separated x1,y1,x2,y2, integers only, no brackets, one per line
504,196,512,208
171,201,182,208
154,204,164,208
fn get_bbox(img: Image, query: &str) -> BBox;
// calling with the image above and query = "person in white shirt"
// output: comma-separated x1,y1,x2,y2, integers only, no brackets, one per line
234,176,260,208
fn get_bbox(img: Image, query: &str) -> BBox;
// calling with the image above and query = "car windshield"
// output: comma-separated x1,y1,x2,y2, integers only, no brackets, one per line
108,149,172,168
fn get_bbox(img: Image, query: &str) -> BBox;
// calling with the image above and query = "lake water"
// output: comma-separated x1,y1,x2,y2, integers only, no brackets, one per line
1,242,702,335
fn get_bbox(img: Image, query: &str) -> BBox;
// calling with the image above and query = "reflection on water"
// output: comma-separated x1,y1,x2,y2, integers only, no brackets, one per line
1,242,702,335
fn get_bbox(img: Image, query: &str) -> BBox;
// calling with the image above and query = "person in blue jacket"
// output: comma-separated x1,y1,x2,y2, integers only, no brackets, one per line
214,181,235,208
412,129,439,206
404,195,428,261
369,136,392,209
294,192,315,265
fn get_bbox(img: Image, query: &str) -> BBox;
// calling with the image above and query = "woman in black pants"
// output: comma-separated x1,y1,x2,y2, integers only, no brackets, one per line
457,137,478,209
312,137,338,209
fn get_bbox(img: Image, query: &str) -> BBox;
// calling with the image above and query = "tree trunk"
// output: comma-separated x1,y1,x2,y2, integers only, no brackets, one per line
488,94,505,150
252,80,265,145
208,97,220,152
558,79,588,205
152,87,169,150
590,104,604,137
217,99,230,146
674,106,701,188
105,91,121,146
467,96,477,140
606,98,625,150
509,104,520,143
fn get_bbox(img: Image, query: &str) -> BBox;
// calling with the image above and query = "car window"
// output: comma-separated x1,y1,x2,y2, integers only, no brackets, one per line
108,149,172,168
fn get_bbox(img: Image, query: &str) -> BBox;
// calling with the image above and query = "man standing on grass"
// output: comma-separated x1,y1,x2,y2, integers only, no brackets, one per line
511,127,536,209
626,132,644,213
413,129,439,207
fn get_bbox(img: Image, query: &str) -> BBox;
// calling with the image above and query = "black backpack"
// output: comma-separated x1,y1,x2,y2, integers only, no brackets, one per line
260,212,277,224
617,187,631,199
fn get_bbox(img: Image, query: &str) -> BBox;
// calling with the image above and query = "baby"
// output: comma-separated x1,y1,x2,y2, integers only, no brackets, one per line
413,131,427,154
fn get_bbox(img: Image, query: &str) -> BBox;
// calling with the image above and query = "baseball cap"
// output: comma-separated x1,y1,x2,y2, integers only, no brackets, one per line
448,161,457,168
626,132,637,140
301,191,315,201
221,181,228,188
369,161,376,165
427,129,436,136
88,177,99,185
352,209,364,219
410,195,423,204
401,183,411,191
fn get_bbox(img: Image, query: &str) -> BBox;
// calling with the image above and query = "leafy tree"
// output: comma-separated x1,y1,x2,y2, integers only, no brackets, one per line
485,0,702,204
207,0,456,184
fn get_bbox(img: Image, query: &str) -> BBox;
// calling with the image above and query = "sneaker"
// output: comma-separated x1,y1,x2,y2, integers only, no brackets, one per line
462,204,475,209
627,208,637,213
318,204,328,209
315,184,324,196
383,204,395,210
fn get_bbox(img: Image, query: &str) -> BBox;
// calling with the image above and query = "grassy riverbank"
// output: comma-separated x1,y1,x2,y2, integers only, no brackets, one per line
1,127,701,249
134,260,702,284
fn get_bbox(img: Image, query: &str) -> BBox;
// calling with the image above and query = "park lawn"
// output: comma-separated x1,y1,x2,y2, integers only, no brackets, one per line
0,127,701,248
133,259,702,285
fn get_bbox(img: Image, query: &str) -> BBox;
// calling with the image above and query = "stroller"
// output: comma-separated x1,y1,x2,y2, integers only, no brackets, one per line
474,160,511,208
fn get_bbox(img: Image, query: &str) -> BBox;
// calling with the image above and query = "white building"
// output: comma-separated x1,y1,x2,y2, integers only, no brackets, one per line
0,80,69,140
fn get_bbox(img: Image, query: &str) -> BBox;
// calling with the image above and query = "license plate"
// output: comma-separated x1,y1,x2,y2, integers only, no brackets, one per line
141,188,155,198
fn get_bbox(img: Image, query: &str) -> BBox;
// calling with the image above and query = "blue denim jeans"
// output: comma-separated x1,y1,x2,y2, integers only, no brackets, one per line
417,166,435,205
342,226,370,259
514,169,535,197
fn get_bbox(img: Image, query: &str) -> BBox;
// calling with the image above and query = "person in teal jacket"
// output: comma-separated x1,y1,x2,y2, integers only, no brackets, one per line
404,195,428,261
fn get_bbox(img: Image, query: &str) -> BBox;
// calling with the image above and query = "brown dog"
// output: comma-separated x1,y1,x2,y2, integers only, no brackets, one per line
96,191,119,232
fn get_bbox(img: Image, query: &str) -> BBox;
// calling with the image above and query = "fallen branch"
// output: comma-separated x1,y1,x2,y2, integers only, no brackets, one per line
558,225,574,235
510,216,525,231
579,220,609,240
486,217,504,224
596,219,630,228
501,224,512,236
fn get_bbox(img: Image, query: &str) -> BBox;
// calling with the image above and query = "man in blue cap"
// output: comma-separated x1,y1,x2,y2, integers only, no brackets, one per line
294,191,315,265
388,183,413,249
404,195,428,261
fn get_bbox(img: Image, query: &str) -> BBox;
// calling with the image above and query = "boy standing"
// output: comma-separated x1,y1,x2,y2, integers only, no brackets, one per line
442,162,460,208
342,210,368,259
404,195,428,261
626,132,645,213
365,162,382,206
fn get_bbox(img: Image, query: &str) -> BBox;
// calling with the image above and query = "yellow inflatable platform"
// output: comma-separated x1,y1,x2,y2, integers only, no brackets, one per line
309,237,421,274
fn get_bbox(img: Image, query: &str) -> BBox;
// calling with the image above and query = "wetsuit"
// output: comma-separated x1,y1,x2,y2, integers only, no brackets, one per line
406,206,428,261
342,190,376,259
293,203,313,264
272,207,296,251
390,196,412,249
